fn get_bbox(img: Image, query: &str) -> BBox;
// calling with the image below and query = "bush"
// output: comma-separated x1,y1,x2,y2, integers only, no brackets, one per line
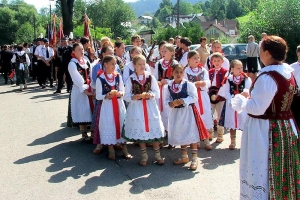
238,0,300,63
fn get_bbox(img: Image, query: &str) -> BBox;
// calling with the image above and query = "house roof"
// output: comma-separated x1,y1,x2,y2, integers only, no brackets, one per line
200,19,237,30
139,30,155,35
205,24,229,34
138,16,153,20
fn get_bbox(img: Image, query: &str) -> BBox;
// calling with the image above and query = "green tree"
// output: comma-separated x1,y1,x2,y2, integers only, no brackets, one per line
73,25,112,40
226,0,245,19
238,0,300,62
150,17,162,29
174,1,194,15
210,0,226,20
157,7,172,22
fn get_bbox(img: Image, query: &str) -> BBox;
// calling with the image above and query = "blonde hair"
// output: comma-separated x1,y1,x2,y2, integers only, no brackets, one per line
132,55,146,65
211,52,224,60
100,37,113,47
163,43,175,53
212,40,222,46
130,46,142,55
230,59,243,68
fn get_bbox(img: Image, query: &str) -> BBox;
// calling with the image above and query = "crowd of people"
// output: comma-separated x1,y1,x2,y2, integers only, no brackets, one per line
1,32,300,199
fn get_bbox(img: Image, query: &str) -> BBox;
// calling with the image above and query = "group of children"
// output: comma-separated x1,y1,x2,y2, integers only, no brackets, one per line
68,38,252,170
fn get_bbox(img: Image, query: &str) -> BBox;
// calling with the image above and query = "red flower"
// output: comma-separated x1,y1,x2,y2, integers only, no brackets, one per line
275,171,279,176
273,132,279,138
283,186,288,191
297,180,300,185
272,123,276,128
283,168,287,173
282,177,286,182
274,143,279,148
275,152,279,157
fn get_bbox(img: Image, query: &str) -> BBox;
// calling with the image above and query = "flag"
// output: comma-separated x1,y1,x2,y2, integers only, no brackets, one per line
58,17,64,41
83,14,94,50
50,14,57,46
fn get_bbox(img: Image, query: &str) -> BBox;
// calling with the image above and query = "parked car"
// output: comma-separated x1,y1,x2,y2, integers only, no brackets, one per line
222,43,247,68
190,44,200,51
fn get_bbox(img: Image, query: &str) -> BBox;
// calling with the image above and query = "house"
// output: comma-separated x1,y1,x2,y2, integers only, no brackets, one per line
139,30,155,45
199,19,238,38
138,16,153,25
165,14,195,24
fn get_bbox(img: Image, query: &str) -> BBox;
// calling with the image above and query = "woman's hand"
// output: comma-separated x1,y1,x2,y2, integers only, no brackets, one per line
241,91,250,98
161,79,168,85
84,90,94,96
105,93,113,99
131,94,141,100
116,92,123,98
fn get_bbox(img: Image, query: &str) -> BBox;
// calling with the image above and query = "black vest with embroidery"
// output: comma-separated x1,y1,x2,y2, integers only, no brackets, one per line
157,60,176,81
186,71,205,82
168,82,188,108
74,61,90,84
98,74,120,95
228,78,246,95
15,53,27,64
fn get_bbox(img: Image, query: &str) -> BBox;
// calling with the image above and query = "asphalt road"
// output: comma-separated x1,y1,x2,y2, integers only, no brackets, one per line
0,78,240,200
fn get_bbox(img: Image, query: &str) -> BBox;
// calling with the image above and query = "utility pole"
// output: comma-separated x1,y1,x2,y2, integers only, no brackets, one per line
177,0,180,33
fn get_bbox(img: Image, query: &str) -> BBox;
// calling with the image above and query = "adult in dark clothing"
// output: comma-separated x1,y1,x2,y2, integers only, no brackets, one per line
29,40,38,80
54,37,73,94
0,45,13,84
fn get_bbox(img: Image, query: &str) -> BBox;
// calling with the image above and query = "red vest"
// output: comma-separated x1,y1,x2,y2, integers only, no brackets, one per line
249,71,296,120
209,67,228,88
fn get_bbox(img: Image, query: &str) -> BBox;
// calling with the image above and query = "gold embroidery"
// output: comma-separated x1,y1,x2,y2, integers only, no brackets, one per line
281,83,294,111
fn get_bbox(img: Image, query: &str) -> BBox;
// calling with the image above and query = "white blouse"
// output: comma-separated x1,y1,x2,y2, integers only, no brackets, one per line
68,58,90,93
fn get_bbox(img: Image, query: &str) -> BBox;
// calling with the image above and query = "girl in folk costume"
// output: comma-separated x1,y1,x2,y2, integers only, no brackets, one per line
208,53,228,142
154,43,178,131
122,55,165,166
204,40,230,71
179,37,192,67
122,47,151,84
150,40,167,64
217,60,252,150
231,36,300,199
91,45,120,154
166,64,210,170
11,45,30,91
114,41,126,71
184,51,213,150
96,55,131,160
68,43,94,143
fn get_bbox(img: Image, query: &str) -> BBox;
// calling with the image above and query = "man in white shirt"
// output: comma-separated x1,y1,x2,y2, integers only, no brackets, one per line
39,38,54,88
34,38,45,87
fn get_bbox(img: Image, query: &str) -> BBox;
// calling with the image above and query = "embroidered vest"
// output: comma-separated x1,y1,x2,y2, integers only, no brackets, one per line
249,71,296,120
228,77,246,95
168,82,188,108
186,70,205,82
209,68,227,88
99,74,120,95
131,75,152,95
74,61,90,84
158,60,176,81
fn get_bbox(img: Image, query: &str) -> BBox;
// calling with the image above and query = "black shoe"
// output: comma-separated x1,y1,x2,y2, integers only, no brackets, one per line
67,90,70,93
54,90,61,94
41,85,46,89
50,85,54,88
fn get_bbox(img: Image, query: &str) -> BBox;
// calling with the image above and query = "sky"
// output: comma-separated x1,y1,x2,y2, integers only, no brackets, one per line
24,0,138,12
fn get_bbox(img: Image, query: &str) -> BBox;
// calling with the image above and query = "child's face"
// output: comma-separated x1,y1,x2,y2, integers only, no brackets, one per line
188,54,200,68
104,59,116,73
132,38,141,47
212,43,222,53
172,67,184,82
162,47,174,60
134,58,146,74
211,57,224,69
232,64,243,76
130,50,142,58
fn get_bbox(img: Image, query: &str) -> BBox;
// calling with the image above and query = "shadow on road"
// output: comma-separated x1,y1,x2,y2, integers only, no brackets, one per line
14,127,240,195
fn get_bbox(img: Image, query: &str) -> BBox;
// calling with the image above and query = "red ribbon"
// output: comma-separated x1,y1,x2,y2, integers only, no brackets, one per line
197,88,204,115
111,86,121,139
166,66,173,78
234,111,238,129
160,85,163,112
85,69,94,113
191,104,209,140
142,99,150,132
97,69,104,77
